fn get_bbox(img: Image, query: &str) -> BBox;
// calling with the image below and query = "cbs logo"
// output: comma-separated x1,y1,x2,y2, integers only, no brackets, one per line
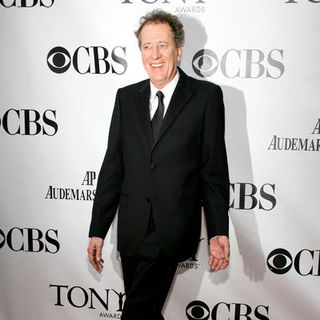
186,300,269,320
0,0,54,7
267,248,320,276
192,49,284,79
229,183,276,211
0,109,58,136
0,227,59,253
47,46,127,75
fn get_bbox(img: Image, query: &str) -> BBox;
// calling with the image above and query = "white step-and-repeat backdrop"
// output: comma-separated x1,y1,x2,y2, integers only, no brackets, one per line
1,1,319,319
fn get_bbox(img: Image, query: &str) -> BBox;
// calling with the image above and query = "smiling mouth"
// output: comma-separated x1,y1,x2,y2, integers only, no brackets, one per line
151,63,164,68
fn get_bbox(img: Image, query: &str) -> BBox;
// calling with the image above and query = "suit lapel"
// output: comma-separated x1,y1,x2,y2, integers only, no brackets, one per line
152,69,194,149
135,80,153,148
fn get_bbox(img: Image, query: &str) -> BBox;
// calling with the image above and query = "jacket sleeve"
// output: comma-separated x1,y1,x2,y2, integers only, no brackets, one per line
200,85,230,240
88,90,124,239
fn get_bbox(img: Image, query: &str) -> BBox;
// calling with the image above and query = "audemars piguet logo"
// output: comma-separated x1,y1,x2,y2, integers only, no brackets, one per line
268,118,320,152
45,171,96,201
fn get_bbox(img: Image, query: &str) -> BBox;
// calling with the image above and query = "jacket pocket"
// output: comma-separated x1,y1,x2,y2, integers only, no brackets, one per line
170,124,202,137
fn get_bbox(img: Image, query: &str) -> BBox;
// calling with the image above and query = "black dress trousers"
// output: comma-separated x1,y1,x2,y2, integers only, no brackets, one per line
120,208,178,320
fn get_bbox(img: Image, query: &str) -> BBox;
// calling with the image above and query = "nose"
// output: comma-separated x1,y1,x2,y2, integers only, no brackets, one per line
151,45,161,60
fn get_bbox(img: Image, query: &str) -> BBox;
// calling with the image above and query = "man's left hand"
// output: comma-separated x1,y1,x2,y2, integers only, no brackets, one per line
209,235,230,271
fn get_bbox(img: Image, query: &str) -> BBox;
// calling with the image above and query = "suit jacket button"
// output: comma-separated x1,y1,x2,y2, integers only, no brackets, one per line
146,197,151,203
150,163,156,170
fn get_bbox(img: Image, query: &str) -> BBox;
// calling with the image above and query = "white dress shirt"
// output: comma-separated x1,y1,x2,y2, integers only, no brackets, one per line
149,71,180,120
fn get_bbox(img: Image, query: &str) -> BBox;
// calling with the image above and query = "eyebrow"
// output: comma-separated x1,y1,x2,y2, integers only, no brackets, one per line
142,39,169,44
141,40,170,49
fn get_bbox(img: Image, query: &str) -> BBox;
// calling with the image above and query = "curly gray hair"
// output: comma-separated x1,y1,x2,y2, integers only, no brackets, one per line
135,9,185,48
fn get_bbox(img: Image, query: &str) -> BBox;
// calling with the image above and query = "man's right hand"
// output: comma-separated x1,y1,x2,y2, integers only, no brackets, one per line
88,237,104,272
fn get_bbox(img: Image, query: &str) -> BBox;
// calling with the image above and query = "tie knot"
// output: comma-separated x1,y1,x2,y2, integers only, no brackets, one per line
156,90,164,101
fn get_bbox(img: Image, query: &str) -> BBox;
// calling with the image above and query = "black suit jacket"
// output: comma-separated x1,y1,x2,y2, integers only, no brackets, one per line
89,68,229,261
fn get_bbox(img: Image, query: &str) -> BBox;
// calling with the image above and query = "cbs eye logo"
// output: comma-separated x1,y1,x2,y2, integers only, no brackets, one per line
186,300,210,320
267,248,292,275
192,49,218,78
0,229,5,249
47,47,71,73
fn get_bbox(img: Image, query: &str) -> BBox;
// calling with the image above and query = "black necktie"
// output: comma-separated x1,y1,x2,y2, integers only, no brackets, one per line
151,91,164,141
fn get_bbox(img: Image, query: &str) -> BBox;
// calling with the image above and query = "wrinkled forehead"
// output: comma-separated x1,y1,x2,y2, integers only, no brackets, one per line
140,22,175,43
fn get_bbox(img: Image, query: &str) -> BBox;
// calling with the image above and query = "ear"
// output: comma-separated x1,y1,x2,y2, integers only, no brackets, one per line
177,45,183,61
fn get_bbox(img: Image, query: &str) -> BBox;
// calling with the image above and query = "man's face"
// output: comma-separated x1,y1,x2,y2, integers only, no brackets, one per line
140,22,182,89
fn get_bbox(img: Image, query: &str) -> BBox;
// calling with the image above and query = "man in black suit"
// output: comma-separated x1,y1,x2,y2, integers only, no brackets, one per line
88,9,230,320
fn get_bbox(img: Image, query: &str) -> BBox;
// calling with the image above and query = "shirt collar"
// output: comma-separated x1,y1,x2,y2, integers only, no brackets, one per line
150,70,180,102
